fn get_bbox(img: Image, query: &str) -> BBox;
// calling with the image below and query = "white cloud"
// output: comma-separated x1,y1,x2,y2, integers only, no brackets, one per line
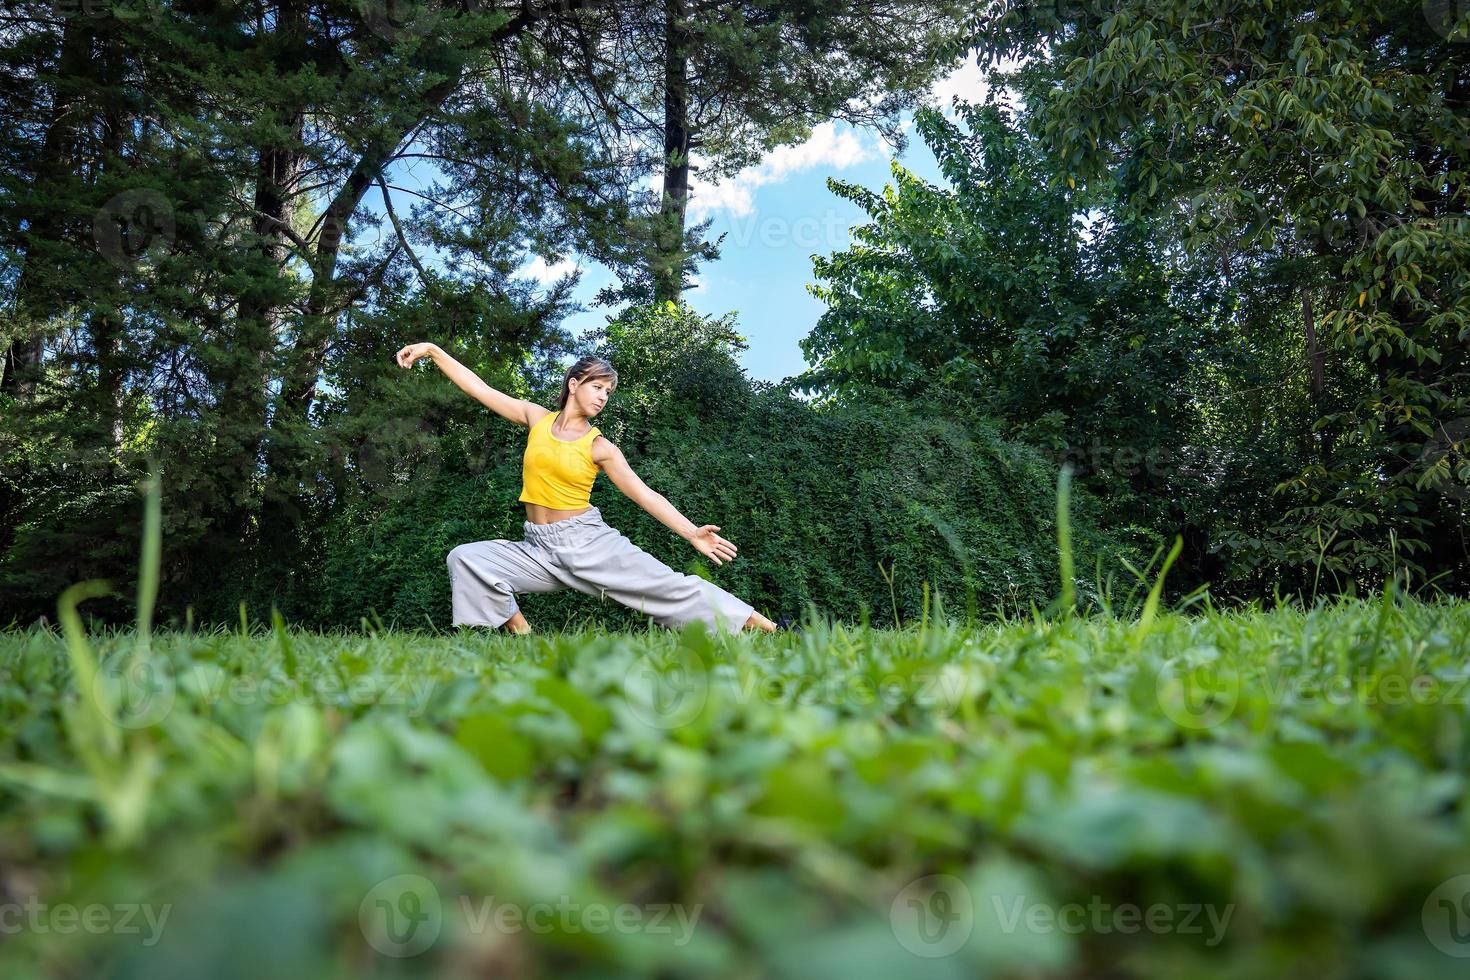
929,54,1026,115
686,121,878,221
665,58,1027,224
688,178,756,219
932,55,991,110
761,121,875,179
521,255,577,284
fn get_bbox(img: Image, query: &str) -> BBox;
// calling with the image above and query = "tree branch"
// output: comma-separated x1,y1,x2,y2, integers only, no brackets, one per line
377,174,430,283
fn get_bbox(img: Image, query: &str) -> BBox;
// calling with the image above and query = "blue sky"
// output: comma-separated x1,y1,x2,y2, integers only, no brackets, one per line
541,127,939,386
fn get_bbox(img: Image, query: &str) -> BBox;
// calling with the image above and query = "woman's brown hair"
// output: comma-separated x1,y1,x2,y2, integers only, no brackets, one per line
558,355,618,411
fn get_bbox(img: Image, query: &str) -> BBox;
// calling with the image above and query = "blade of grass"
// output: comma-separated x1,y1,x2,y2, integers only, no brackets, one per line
272,607,300,680
59,580,121,759
1057,464,1076,616
1132,535,1184,651
133,458,161,662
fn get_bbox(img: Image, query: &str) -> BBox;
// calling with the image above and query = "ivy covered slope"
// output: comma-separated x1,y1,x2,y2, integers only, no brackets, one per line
3,593,1470,978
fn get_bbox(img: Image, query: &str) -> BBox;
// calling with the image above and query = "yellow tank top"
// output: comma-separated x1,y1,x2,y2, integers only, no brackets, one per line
518,410,602,509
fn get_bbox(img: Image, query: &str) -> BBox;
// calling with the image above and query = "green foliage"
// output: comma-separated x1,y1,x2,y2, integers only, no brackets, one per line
0,296,1131,632
588,299,754,435
961,0,1470,591
3,592,1469,975
305,302,1127,631
799,102,1224,585
0,442,145,627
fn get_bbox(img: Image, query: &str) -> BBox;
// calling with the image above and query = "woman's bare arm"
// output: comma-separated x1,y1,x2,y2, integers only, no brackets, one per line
592,437,739,565
395,342,539,427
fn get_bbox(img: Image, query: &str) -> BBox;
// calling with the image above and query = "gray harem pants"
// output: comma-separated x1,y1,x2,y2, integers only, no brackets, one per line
447,507,756,635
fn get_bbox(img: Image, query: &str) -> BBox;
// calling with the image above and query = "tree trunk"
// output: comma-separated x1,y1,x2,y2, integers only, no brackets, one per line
258,3,573,536
1301,286,1324,405
268,77,463,434
256,59,469,549
93,311,127,447
654,0,691,304
1301,285,1330,461
267,2,557,434
2,15,92,400
212,0,309,555
94,38,130,448
230,99,307,448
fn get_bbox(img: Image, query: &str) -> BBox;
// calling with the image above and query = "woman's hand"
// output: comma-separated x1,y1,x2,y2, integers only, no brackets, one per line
395,342,439,369
688,525,738,566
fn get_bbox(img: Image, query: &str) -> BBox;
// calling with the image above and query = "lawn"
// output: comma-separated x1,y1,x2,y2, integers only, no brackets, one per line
2,593,1469,978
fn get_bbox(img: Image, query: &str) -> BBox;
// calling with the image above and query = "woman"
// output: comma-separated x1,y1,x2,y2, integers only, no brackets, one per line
395,343,780,635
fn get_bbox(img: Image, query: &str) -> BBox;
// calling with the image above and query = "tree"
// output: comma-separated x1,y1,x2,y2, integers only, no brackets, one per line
578,0,972,303
800,101,1217,566
0,0,658,622
962,0,1470,588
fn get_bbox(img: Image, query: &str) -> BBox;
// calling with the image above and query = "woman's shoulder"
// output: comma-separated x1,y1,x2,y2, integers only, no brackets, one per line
525,404,554,429
589,434,618,463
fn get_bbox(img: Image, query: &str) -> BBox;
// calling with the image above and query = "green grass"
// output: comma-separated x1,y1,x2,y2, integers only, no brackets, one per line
2,464,1467,976
2,591,1470,978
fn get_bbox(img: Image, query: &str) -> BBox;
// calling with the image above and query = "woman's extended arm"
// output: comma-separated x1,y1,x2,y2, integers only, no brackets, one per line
395,342,539,427
591,437,738,566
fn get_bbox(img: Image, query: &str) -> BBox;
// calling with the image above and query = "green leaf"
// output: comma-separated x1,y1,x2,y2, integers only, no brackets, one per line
456,713,534,782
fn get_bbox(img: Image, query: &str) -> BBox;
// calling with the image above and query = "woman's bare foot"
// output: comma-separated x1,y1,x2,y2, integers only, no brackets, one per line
743,611,777,632
504,610,533,634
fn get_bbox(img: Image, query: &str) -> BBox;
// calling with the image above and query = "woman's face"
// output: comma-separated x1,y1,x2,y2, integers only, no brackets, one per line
573,375,613,415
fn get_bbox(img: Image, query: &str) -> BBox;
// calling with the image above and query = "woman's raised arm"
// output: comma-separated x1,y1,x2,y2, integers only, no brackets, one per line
395,342,537,427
